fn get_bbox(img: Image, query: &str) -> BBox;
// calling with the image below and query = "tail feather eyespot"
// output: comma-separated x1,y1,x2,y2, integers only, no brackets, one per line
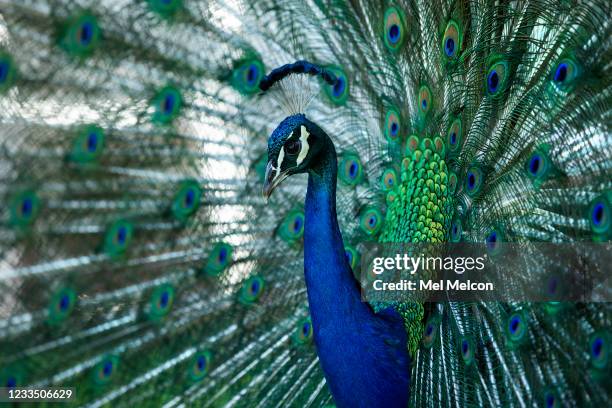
383,7,407,51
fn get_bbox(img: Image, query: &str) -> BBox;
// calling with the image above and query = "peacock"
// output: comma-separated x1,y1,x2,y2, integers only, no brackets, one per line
0,0,610,407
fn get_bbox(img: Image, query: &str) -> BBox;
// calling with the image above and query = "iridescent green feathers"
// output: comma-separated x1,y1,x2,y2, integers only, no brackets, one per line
251,0,610,406
0,52,16,92
0,0,610,407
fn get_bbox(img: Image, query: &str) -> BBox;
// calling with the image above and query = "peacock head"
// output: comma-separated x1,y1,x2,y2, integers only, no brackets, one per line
263,113,328,199
259,61,339,199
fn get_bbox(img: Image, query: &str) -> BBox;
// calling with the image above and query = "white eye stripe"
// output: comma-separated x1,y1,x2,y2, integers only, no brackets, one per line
276,126,309,175
275,147,285,179
296,126,310,166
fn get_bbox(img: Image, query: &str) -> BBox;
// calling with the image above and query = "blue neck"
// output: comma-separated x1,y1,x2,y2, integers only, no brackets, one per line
304,142,358,305
303,140,410,408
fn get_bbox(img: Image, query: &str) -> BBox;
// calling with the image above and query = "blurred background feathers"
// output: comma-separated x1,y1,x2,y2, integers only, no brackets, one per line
0,0,610,406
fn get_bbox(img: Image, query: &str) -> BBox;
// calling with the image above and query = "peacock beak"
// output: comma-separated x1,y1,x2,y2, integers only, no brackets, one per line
263,160,289,200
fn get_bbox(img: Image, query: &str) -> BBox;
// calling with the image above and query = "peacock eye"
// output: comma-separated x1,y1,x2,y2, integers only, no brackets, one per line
442,20,462,59
285,139,301,155
551,58,578,89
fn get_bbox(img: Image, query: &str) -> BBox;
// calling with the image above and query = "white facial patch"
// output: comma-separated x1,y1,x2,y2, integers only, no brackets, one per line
296,125,310,166
274,126,309,179
274,146,285,179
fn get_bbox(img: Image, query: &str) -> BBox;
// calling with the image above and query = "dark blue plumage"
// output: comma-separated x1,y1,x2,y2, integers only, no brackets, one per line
303,140,411,408
264,113,411,407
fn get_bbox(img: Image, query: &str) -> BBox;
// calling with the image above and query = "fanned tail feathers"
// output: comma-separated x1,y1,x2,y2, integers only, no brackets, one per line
0,0,610,406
